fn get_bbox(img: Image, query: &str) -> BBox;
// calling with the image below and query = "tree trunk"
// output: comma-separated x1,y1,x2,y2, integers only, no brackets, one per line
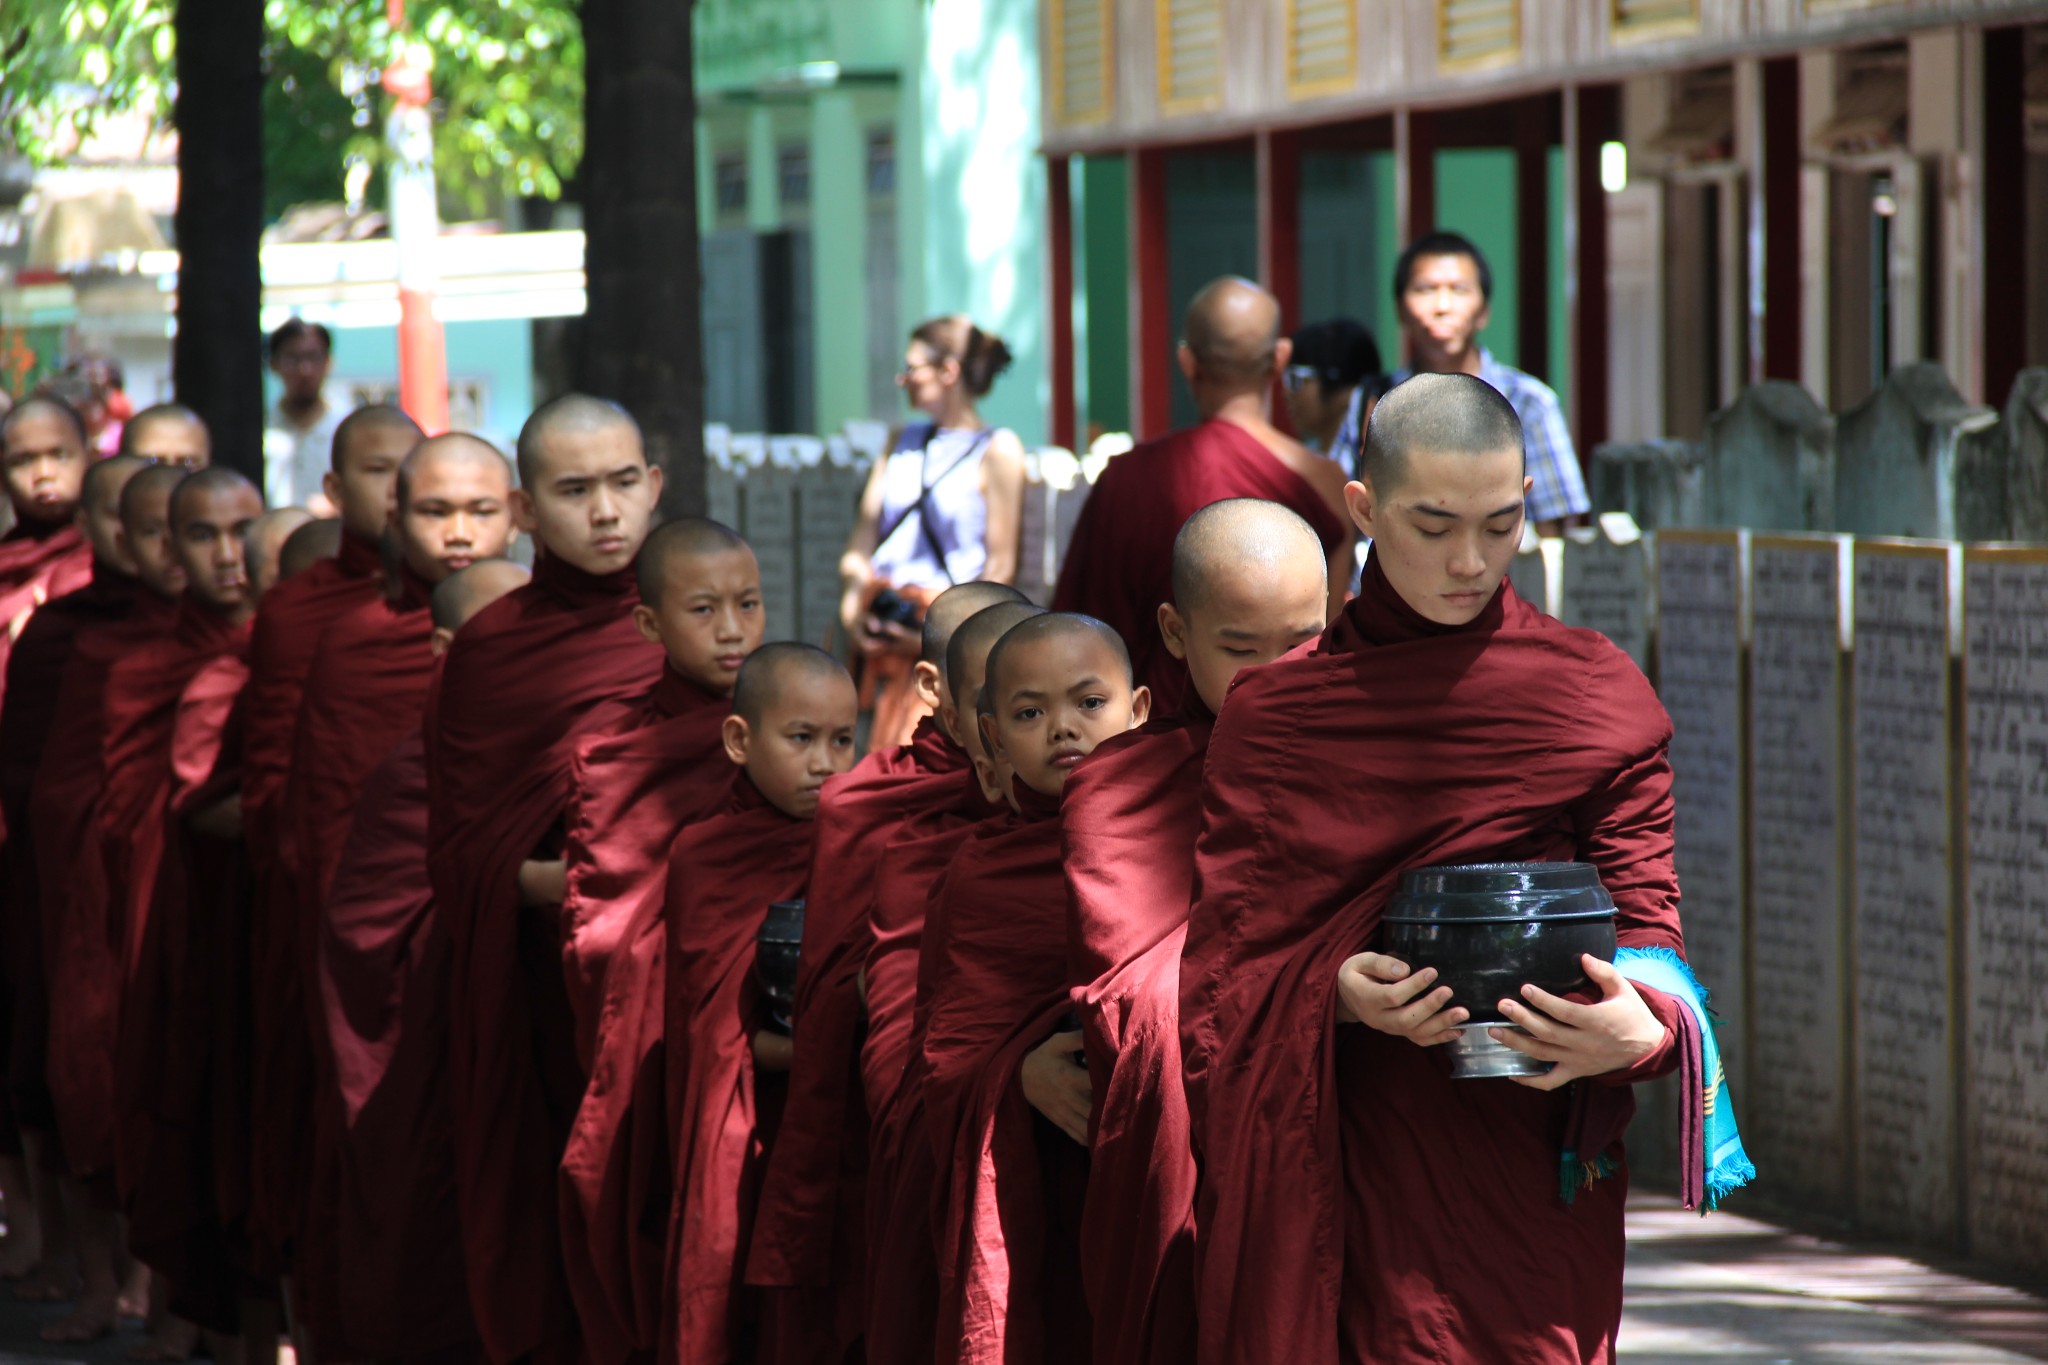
173,0,266,486
580,0,706,516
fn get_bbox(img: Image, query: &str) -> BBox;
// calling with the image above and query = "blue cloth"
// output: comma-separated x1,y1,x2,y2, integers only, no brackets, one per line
1362,351,1591,524
1615,946,1756,1210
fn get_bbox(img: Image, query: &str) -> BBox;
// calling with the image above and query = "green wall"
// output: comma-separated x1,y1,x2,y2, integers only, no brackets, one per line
1075,154,1129,439
1433,148,1518,371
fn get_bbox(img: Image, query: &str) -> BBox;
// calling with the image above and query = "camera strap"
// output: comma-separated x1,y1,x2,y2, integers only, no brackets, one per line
875,423,993,586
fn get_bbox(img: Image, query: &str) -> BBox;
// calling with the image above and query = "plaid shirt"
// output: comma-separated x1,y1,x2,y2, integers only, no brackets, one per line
1332,350,1591,524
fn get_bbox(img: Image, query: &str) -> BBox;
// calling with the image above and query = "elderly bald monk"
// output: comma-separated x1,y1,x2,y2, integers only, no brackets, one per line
241,405,421,1287
314,558,527,1365
1059,498,1329,1365
1053,277,1351,713
744,580,1026,1364
243,509,315,602
1180,374,1750,1365
428,394,665,1365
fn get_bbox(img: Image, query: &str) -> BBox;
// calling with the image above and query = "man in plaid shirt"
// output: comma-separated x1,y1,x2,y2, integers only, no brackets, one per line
1334,230,1589,535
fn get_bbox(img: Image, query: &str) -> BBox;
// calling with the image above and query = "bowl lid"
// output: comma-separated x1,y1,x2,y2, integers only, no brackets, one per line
1385,861,1614,923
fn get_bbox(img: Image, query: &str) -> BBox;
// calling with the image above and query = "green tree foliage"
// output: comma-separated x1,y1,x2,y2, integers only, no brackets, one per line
0,0,583,221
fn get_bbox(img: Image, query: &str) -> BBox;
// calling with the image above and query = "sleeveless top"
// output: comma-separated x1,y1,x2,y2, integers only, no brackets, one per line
869,421,1002,590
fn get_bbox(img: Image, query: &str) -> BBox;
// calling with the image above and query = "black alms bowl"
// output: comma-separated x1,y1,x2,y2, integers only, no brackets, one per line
756,899,806,1035
1380,862,1616,1024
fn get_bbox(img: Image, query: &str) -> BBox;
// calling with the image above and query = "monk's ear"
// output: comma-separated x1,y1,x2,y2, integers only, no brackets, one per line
632,602,662,646
977,710,1005,765
721,713,751,767
429,626,455,658
1271,335,1294,378
970,753,1003,804
1157,602,1189,661
1128,684,1152,730
509,487,539,534
644,462,664,503
1175,342,1197,388
1343,478,1376,539
911,660,945,713
322,468,343,512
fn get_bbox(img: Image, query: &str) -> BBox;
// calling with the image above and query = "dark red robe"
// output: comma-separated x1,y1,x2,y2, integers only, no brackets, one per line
1058,702,1211,1365
426,552,663,1365
1051,418,1346,713
660,778,812,1365
858,770,1002,1365
1179,557,1688,1365
35,590,178,1182
744,718,966,1364
552,669,733,1365
917,783,1089,1365
317,728,481,1361
0,568,144,1143
241,529,385,1275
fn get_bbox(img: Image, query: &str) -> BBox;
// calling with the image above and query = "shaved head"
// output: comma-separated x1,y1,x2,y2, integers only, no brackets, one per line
279,517,342,579
1171,498,1328,612
431,557,531,632
331,404,425,475
398,432,512,506
169,467,261,527
515,393,640,489
732,641,852,727
921,581,1030,670
119,463,188,527
984,611,1134,701
944,600,1046,709
1361,371,1523,494
636,516,750,608
1183,277,1283,389
83,453,147,516
120,403,211,466
2,395,87,448
245,507,315,595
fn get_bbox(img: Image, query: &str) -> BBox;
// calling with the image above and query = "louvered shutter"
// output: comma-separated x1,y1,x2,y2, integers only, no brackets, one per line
1287,0,1356,98
1050,0,1113,126
1437,0,1519,71
1158,0,1225,113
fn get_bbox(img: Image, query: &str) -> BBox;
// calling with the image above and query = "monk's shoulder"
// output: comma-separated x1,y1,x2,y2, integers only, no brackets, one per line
1523,620,1671,753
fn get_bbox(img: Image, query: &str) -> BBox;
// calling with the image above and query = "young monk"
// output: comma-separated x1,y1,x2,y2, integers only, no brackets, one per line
554,518,765,1365
919,613,1150,1365
118,402,212,470
744,579,1026,1363
240,404,420,1287
1058,498,1329,1365
659,643,857,1365
316,558,527,1365
428,394,664,1365
1052,278,1352,713
277,518,341,581
104,468,266,1345
859,598,1038,1365
241,508,314,602
1179,373,1749,1365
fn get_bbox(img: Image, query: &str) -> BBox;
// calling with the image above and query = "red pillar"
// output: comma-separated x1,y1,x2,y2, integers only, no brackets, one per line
1761,56,1802,383
1047,155,1077,452
1398,108,1438,243
1130,146,1172,441
1514,95,1552,384
1571,84,1618,454
1258,128,1302,433
1983,26,2027,406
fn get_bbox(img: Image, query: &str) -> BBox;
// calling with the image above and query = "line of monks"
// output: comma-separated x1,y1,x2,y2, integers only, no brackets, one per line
0,361,1717,1365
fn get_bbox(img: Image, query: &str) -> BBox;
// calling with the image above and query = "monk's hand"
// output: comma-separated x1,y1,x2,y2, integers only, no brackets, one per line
752,1029,795,1073
1020,1030,1091,1145
517,858,568,907
1493,955,1667,1090
1335,953,1465,1045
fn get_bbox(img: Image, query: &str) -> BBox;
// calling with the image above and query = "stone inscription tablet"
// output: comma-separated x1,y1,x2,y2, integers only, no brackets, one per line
1653,533,1746,1095
1747,535,1851,1215
741,465,799,644
1851,542,1958,1242
1561,535,1652,671
1963,550,2048,1275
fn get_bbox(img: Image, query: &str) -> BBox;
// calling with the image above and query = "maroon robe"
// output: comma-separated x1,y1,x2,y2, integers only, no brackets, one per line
242,529,384,1274
426,552,663,1365
553,668,733,1365
858,771,1001,1365
661,778,811,1365
0,568,144,1140
1051,418,1346,713
744,718,966,1362
1059,703,1210,1365
317,729,481,1361
35,590,178,1181
1179,557,1688,1365
917,783,1089,1365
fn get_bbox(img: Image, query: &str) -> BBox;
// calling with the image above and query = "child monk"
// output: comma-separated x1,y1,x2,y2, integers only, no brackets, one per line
239,404,420,1286
860,599,1038,1365
316,558,527,1365
659,643,857,1365
553,517,765,1365
241,508,315,602
1180,372,1749,1365
429,394,664,1365
118,401,212,470
1058,498,1329,1365
744,579,1024,1362
919,613,1150,1365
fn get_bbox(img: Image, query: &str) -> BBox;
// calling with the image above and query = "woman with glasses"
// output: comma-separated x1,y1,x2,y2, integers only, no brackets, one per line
1280,318,1384,482
837,315,1026,748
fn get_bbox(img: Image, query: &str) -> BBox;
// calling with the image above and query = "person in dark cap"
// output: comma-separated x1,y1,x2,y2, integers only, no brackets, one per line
1283,318,1383,479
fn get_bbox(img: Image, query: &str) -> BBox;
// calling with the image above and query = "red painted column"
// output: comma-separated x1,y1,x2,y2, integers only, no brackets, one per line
1761,56,1802,383
1514,95,1552,385
1257,128,1302,433
1130,146,1172,441
1047,155,1077,452
1399,108,1438,244
1572,83,1618,454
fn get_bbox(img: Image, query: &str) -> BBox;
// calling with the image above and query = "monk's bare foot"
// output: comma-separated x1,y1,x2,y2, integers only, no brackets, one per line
40,1293,118,1343
128,1315,199,1362
118,1260,150,1318
12,1262,79,1302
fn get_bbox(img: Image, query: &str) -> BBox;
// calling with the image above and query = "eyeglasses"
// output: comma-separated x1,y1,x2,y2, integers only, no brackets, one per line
1282,365,1320,394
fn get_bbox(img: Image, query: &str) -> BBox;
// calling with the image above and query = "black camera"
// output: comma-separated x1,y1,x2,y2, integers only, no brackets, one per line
868,588,922,631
